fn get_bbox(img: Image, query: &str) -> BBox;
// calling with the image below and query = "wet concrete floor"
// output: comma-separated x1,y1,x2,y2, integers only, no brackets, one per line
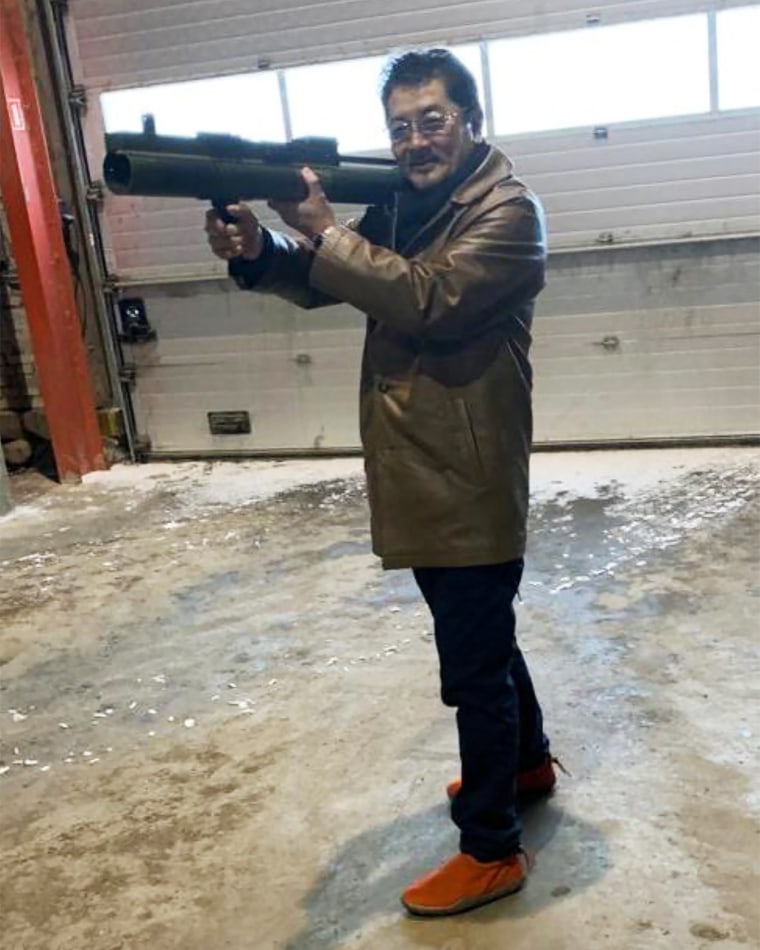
0,448,758,950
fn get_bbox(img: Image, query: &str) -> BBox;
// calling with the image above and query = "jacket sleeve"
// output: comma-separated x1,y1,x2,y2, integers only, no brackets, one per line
228,227,338,310
309,195,546,341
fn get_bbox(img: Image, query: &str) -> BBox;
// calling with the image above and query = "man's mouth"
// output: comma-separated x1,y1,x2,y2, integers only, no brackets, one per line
408,159,438,172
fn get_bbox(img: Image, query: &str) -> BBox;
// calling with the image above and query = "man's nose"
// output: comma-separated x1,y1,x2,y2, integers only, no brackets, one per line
407,126,429,148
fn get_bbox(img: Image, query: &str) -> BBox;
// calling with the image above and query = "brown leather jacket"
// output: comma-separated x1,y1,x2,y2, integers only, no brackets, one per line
234,146,547,568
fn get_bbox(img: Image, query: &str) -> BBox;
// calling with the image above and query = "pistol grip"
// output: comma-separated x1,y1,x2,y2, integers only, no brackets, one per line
212,200,237,225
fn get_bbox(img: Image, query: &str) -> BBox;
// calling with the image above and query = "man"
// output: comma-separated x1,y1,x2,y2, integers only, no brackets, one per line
206,48,557,917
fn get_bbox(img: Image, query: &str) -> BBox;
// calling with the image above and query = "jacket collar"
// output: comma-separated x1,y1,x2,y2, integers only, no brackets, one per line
451,146,514,206
394,145,514,255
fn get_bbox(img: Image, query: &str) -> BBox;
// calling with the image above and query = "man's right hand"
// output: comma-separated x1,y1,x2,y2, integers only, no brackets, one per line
205,204,264,261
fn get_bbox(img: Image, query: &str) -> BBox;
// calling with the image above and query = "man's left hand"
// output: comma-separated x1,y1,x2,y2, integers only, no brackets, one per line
268,167,336,241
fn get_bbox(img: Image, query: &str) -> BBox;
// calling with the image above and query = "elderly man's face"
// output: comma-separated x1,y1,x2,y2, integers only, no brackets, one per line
386,78,478,190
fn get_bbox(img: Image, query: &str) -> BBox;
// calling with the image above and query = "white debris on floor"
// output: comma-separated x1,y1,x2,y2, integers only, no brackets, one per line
0,447,758,950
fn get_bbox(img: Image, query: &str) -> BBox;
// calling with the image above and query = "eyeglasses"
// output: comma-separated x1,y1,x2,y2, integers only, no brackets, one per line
387,110,461,145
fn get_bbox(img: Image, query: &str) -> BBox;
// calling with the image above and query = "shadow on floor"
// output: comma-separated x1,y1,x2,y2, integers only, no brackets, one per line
284,797,609,950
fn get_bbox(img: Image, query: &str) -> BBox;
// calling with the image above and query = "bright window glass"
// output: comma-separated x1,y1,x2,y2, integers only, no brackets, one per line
490,15,710,135
285,56,388,152
285,46,485,152
448,43,486,113
100,71,286,140
717,5,760,110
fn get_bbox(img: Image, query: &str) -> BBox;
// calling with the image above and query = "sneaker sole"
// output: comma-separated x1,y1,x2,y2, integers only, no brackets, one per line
447,784,556,806
401,877,525,917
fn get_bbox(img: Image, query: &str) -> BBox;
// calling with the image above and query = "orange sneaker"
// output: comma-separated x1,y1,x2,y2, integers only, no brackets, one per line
402,851,530,916
446,755,563,803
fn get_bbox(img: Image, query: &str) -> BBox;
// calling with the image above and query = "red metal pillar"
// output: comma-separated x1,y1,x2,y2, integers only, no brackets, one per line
0,0,105,480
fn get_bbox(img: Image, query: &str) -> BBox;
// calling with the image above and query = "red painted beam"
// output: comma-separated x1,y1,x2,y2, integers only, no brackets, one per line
0,0,105,480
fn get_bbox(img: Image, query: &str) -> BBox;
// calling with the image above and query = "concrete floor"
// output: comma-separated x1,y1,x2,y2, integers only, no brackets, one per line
0,448,758,950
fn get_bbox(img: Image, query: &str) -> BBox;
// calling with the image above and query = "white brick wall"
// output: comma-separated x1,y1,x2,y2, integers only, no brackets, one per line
0,199,43,414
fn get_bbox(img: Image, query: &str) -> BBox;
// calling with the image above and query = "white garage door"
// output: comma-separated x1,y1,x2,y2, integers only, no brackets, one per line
64,0,760,454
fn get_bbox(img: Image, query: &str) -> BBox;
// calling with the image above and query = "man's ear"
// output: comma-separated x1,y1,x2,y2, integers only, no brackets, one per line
468,108,484,141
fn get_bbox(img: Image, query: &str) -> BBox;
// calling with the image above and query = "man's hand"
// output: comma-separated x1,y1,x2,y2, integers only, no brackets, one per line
205,204,264,261
268,167,336,240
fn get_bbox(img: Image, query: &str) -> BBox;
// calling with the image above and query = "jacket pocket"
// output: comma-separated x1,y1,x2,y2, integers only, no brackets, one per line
454,398,486,481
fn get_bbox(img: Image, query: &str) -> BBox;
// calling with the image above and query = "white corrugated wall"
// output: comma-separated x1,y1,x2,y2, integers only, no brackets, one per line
69,0,751,89
87,111,760,284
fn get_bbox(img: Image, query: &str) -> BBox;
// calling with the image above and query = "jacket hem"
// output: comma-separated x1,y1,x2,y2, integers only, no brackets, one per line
379,546,526,570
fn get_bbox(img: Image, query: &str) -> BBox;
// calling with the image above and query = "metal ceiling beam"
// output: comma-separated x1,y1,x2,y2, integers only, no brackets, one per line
0,0,105,481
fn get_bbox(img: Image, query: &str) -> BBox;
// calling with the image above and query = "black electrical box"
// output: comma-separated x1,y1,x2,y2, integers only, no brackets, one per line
118,297,156,344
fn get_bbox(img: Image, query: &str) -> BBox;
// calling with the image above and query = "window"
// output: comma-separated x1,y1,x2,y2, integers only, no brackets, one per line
448,43,486,115
99,9,758,152
100,72,286,141
285,46,485,153
717,5,760,110
284,56,388,153
489,15,710,135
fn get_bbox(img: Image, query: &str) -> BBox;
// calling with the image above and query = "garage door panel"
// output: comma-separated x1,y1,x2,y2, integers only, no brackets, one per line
131,362,362,396
539,386,758,414
69,0,725,89
126,282,365,452
550,218,760,251
101,134,760,279
63,2,760,451
534,405,759,443
537,301,760,331
118,239,758,454
534,348,759,379
516,117,760,173
530,151,760,194
140,398,360,454
128,330,364,359
548,195,759,233
546,269,760,307
536,364,760,393
543,273,760,317
546,174,760,216
141,410,312,454
128,288,361,341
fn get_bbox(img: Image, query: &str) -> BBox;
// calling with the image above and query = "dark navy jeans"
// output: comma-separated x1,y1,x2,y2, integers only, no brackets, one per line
413,559,549,861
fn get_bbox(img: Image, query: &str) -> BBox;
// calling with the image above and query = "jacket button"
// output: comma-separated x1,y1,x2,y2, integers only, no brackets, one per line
377,380,389,393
